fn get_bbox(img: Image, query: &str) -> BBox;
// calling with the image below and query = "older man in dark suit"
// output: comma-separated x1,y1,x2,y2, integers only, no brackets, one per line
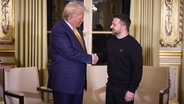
48,1,98,104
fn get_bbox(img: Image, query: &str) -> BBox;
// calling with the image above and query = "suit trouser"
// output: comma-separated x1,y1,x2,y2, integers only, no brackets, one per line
53,91,84,104
105,85,134,104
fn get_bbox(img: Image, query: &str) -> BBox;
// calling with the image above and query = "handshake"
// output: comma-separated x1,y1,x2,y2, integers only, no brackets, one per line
92,53,99,64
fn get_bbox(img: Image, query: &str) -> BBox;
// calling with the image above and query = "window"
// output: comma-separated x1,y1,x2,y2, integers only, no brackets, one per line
92,0,130,65
47,0,130,65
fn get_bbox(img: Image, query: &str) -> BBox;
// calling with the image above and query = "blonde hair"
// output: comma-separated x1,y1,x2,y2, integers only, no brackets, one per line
62,1,86,20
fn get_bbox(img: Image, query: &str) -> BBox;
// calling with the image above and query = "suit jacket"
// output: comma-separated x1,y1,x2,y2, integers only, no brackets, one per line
48,19,92,94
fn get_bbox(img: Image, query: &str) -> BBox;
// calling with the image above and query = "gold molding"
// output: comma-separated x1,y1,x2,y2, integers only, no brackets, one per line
92,31,112,34
179,0,183,42
159,51,182,58
160,63,181,67
0,49,15,53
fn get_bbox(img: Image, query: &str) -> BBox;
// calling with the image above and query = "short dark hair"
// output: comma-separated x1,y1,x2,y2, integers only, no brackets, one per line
113,14,131,30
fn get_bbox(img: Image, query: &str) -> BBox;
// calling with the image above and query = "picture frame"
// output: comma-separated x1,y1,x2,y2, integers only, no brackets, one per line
0,0,14,43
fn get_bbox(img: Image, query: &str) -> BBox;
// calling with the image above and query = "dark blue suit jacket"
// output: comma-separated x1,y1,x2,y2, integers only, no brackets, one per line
48,19,92,94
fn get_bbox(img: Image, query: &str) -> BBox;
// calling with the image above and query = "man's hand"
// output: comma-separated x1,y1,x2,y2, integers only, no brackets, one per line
124,91,135,102
92,53,99,64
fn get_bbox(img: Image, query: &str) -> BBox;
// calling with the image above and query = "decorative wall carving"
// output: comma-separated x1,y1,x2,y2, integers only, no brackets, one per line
0,0,14,43
160,0,183,47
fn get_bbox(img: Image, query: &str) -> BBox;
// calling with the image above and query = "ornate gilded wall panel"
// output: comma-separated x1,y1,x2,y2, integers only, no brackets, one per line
160,0,183,47
0,0,14,43
0,0,15,65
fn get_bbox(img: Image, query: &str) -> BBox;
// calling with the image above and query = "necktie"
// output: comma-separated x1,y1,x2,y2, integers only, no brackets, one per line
73,28,86,52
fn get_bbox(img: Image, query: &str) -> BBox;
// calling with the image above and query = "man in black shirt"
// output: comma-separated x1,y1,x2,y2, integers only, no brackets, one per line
98,14,143,104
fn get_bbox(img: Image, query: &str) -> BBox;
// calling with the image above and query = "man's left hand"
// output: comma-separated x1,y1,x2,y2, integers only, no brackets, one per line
124,91,134,102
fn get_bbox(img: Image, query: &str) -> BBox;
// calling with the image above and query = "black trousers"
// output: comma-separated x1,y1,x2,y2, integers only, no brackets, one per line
53,91,84,104
105,85,134,104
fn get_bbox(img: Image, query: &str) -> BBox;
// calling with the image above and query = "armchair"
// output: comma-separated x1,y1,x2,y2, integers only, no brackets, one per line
3,67,52,104
134,66,169,104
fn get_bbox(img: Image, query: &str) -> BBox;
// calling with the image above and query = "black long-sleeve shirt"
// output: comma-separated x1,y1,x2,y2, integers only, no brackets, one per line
99,35,143,93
